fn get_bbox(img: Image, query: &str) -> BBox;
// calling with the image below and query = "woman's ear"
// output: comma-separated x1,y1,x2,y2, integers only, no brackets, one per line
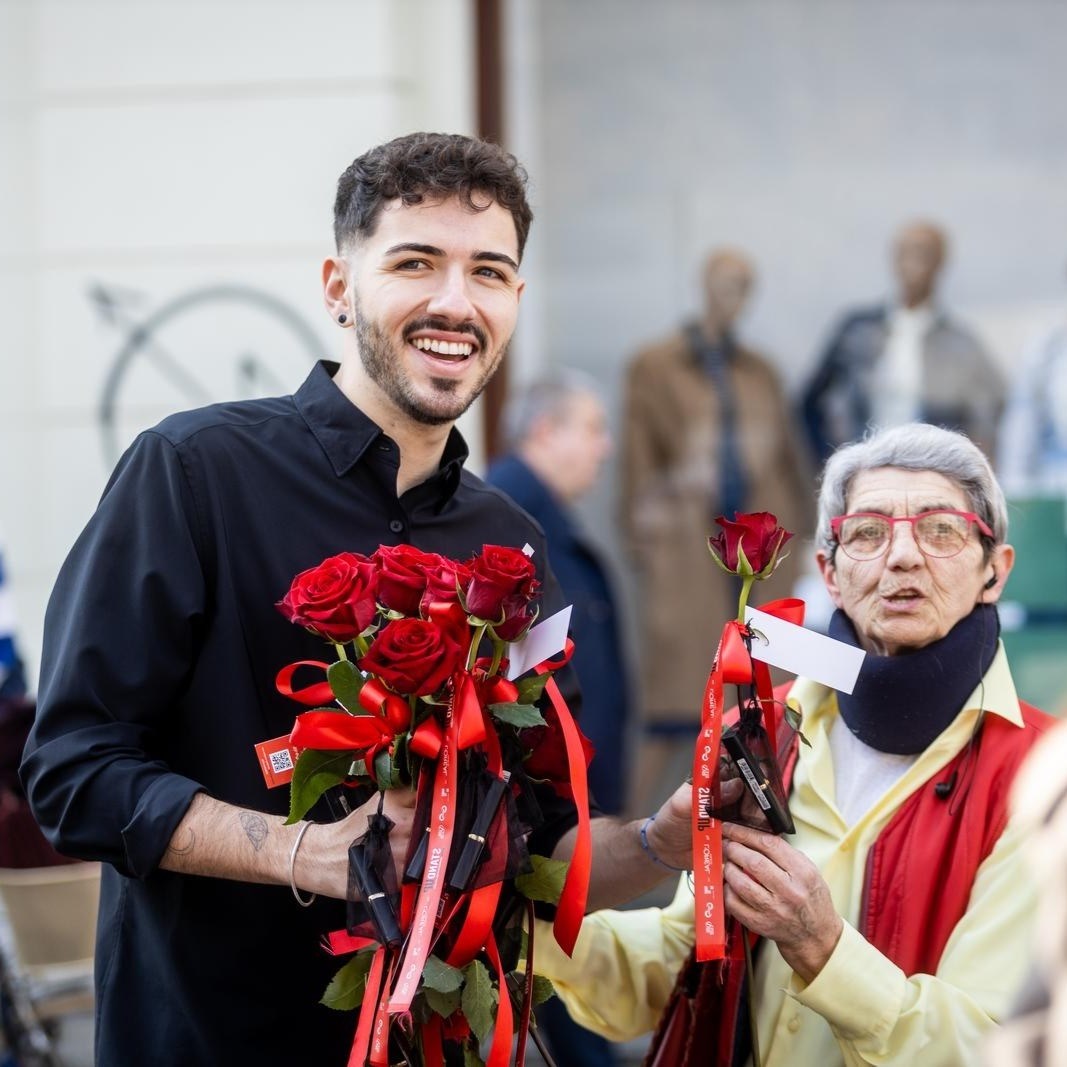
816,549,845,610
979,543,1015,603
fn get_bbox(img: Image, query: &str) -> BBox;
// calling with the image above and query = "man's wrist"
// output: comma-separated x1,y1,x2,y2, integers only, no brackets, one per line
640,814,687,871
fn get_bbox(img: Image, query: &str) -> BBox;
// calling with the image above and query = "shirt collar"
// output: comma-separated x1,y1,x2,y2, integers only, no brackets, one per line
294,361,470,488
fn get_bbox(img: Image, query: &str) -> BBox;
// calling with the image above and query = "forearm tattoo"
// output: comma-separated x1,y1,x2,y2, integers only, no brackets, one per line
166,825,196,856
239,811,269,852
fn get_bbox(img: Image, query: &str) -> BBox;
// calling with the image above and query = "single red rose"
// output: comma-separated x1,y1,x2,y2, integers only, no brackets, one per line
465,545,540,624
374,544,442,616
708,512,793,578
419,557,474,614
521,703,594,801
490,594,538,642
276,552,378,642
358,618,464,697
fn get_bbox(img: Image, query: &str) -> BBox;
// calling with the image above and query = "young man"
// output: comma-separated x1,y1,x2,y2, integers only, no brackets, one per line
22,133,690,1067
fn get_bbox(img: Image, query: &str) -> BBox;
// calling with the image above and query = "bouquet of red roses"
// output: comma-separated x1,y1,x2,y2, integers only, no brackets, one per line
273,543,591,1067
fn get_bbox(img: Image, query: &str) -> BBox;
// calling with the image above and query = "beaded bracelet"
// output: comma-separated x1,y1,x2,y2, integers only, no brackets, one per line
640,814,687,871
289,820,317,907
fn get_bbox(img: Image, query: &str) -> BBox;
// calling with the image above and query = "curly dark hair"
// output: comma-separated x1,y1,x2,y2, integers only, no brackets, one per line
333,132,533,259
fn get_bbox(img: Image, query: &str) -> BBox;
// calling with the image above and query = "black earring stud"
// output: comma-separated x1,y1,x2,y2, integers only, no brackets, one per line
338,314,348,325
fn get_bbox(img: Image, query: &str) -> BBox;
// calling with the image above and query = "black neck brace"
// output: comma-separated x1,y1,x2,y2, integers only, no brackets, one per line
828,604,1000,755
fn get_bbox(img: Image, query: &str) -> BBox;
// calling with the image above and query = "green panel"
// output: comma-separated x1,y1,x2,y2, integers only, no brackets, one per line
1001,626,1067,716
1003,497,1067,612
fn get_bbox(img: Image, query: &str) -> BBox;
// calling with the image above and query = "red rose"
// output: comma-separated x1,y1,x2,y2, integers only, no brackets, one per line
358,618,464,697
465,545,540,625
419,557,474,614
708,512,793,578
490,595,538,642
373,544,442,616
521,704,594,800
276,552,378,642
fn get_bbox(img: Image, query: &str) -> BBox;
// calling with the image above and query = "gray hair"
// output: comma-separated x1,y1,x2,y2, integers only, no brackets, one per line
816,422,1008,557
500,369,603,450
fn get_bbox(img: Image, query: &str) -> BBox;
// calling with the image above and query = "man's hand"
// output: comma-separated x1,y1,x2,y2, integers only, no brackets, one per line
642,780,693,870
304,787,418,899
721,821,843,984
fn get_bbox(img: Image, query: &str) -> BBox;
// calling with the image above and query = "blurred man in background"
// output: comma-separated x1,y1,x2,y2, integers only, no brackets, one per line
997,270,1067,497
488,370,628,1067
620,247,812,816
0,536,26,701
801,219,1004,465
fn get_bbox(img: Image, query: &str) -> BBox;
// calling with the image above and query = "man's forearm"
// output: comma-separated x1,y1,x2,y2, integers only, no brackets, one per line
554,782,693,910
160,792,296,884
160,790,418,900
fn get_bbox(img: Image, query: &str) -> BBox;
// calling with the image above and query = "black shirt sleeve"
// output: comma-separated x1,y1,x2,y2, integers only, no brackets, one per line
22,431,206,877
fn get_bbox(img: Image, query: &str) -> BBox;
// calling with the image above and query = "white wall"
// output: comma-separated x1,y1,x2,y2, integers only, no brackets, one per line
0,0,476,686
512,0,1067,564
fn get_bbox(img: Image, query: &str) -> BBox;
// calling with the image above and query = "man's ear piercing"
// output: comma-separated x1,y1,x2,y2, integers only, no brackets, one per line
338,314,348,325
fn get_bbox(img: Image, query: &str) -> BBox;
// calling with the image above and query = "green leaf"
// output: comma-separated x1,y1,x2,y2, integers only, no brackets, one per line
373,747,402,790
423,985,462,1019
463,1045,486,1067
516,673,549,704
286,747,351,824
530,974,555,1007
515,854,569,905
461,959,497,1042
422,955,464,994
328,659,366,713
320,951,375,1011
784,703,812,748
488,702,546,729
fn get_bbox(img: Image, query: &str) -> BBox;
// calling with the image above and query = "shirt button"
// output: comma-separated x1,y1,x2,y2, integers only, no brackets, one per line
787,1016,801,1033
388,519,404,534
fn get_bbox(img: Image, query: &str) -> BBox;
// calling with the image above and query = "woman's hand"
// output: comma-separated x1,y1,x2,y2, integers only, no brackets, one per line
721,821,843,983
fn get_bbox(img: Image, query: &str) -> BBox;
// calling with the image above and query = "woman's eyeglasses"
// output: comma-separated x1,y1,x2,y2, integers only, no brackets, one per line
830,509,994,561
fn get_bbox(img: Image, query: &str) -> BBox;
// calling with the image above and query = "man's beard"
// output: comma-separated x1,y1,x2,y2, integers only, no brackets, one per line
353,299,502,427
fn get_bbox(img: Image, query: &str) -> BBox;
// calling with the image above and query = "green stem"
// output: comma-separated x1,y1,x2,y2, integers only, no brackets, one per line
488,638,505,678
333,642,348,661
737,575,755,624
466,623,488,672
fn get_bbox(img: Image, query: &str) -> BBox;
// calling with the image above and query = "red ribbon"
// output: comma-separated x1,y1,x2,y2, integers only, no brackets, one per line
386,673,467,1016
692,597,805,962
533,642,591,957
275,660,336,706
347,946,387,1067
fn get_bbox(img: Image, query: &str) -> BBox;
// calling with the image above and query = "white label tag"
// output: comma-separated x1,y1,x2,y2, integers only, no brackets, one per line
744,606,865,694
506,605,572,679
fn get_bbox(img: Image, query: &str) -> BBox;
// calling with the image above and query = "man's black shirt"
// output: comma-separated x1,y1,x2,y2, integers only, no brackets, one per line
22,362,579,1067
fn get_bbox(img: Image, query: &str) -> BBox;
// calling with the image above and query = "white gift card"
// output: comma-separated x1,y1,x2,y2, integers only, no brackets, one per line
744,606,865,694
507,606,572,680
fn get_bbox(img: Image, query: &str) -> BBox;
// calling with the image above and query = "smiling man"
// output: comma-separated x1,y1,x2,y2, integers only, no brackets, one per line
21,132,693,1067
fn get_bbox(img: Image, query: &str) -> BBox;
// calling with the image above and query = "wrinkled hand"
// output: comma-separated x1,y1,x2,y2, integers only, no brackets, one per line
721,822,843,983
644,780,693,870
308,787,418,899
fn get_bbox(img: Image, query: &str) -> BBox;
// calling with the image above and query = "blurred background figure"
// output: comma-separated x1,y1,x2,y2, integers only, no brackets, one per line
0,537,26,702
998,272,1067,497
487,371,627,1067
620,247,812,817
801,220,1005,464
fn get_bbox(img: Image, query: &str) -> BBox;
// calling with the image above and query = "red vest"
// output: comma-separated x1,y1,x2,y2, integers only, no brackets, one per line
646,685,1055,1067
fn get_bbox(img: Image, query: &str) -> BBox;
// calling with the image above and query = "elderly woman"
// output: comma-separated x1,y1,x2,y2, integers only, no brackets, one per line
535,422,1054,1067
